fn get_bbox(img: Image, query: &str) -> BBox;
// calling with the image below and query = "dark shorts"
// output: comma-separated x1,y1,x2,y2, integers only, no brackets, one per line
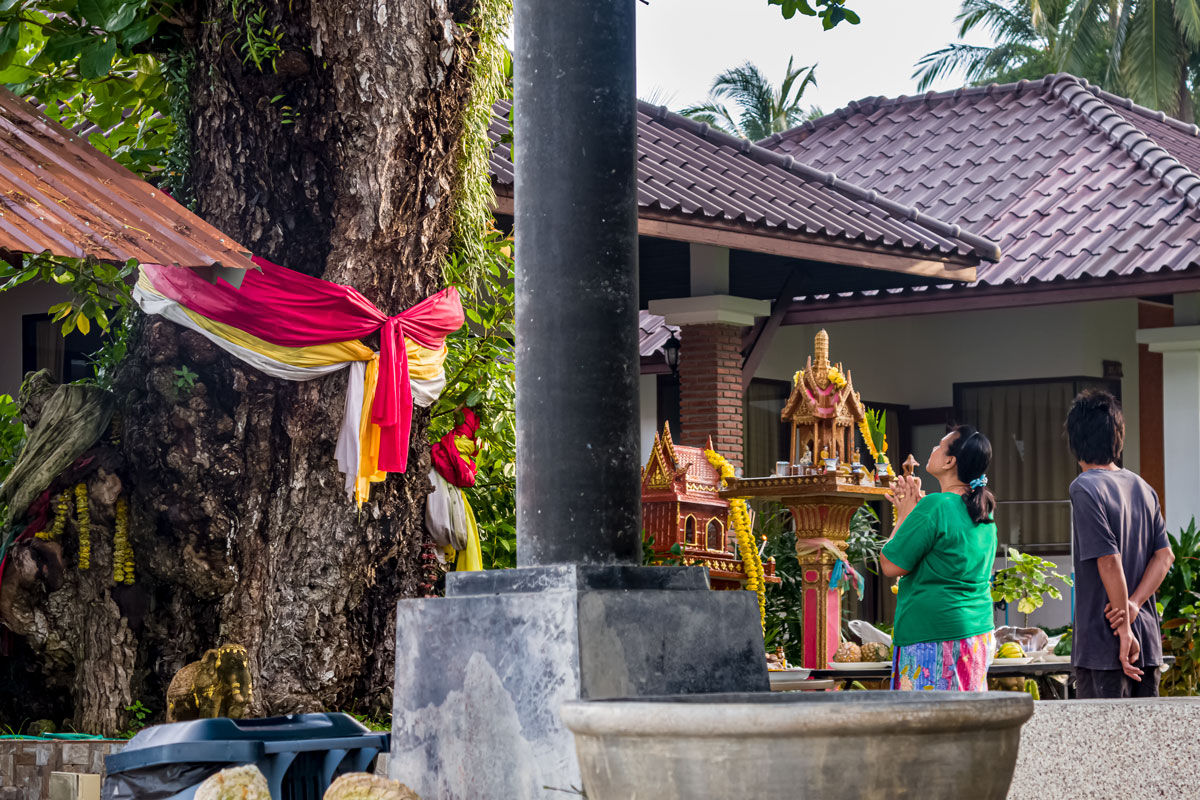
1074,663,1161,699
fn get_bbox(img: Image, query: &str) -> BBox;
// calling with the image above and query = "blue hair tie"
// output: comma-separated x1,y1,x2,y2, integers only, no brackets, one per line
969,475,988,490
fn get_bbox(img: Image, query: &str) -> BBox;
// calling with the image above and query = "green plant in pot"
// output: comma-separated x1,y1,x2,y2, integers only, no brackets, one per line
991,548,1073,627
1158,519,1199,696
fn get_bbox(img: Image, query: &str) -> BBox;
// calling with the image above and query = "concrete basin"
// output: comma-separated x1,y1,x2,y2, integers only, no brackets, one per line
561,691,1033,800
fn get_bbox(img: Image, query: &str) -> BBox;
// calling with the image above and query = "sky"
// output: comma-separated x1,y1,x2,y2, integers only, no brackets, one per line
635,0,996,115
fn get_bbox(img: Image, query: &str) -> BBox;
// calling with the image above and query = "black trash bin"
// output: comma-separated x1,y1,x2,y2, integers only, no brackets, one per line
103,713,389,800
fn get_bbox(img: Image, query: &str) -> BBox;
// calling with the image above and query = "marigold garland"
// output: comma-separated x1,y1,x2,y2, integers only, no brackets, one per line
75,483,90,570
113,496,134,585
857,419,880,463
704,448,766,632
35,492,70,541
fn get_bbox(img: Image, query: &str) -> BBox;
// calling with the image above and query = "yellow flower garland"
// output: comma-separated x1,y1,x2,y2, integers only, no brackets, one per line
75,483,90,570
35,492,70,541
704,448,766,632
857,418,880,464
113,496,134,585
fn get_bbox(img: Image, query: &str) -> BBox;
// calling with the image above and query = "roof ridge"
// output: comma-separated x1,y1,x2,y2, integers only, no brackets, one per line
640,101,1002,262
1049,75,1200,208
761,74,1061,148
1085,83,1200,138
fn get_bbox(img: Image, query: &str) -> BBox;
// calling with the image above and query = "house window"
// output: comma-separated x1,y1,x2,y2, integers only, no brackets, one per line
955,377,1120,552
706,518,724,551
684,515,696,545
22,314,105,385
744,379,791,480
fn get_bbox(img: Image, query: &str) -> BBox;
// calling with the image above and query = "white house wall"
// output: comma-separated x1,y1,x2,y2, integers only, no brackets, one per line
755,299,1143,474
639,298,1143,470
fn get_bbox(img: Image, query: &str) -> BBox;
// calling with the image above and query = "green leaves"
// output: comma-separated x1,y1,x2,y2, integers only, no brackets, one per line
174,365,198,391
991,547,1073,622
1123,0,1187,115
78,0,140,32
2,253,134,352
768,0,860,28
1159,519,1200,695
0,392,25,486
432,227,517,569
78,36,115,78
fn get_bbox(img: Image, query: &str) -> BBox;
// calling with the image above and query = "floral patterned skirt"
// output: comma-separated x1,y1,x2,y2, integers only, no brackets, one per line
890,631,995,691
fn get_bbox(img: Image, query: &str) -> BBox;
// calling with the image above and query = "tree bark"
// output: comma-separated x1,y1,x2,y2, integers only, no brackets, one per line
1,0,479,734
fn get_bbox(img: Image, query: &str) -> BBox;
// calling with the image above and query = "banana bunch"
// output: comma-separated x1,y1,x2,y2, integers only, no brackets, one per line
997,642,1025,659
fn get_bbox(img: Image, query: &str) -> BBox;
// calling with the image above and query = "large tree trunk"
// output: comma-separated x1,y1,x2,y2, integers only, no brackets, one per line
127,0,476,718
0,0,482,735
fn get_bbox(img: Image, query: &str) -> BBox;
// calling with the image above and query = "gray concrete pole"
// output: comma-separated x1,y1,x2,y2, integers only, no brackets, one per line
514,0,641,566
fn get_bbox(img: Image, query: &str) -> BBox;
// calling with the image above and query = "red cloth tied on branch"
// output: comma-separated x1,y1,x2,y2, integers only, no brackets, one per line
431,408,480,488
141,257,464,473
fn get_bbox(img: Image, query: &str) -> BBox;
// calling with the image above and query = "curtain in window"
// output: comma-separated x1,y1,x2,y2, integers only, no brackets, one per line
34,319,65,383
744,380,789,479
959,382,1076,547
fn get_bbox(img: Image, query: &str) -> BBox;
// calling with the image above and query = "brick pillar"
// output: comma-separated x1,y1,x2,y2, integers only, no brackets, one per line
678,323,744,468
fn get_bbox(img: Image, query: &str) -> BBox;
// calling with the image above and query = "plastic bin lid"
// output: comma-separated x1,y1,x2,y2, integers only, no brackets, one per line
106,713,386,774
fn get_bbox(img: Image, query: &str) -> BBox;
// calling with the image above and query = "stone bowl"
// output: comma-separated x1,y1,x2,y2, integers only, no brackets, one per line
561,690,1033,800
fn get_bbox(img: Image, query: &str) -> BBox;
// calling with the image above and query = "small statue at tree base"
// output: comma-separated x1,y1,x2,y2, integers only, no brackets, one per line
166,644,253,722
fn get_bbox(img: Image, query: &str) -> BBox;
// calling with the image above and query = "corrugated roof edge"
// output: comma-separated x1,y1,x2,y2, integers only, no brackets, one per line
643,102,1001,263
764,73,1200,211
791,262,1200,304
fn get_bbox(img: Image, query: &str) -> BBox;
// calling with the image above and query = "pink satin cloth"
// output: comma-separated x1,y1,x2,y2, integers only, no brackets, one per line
142,257,464,472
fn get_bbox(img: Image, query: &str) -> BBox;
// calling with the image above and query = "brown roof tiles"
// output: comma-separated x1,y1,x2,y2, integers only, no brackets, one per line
489,98,998,264
762,73,1200,289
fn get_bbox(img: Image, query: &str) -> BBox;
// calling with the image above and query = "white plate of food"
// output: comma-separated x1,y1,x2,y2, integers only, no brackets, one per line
991,656,1034,666
827,661,891,670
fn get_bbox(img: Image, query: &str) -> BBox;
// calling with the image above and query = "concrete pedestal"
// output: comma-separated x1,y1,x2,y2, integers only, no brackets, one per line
389,566,769,800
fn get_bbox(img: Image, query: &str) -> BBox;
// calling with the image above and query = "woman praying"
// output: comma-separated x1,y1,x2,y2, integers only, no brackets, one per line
881,426,998,691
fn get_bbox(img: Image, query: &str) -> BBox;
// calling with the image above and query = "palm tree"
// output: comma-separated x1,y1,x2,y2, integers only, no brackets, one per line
681,57,819,140
914,1,1083,91
1058,1,1200,121
920,1,1200,122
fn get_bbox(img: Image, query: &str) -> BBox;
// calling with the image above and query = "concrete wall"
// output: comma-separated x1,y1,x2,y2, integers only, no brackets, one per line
0,281,71,397
1008,698,1200,799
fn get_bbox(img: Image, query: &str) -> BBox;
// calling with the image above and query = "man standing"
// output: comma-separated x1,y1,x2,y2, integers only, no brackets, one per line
1066,390,1175,698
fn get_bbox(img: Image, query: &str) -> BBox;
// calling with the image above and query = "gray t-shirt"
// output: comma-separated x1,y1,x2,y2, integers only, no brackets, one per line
1070,469,1169,670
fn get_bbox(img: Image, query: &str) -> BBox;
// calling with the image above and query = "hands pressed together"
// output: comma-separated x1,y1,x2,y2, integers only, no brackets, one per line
885,474,925,525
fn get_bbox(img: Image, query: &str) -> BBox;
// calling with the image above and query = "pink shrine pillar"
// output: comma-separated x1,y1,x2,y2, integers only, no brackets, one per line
790,498,863,670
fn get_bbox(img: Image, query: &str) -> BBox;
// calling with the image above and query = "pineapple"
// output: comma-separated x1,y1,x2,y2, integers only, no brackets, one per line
861,642,893,663
833,641,862,663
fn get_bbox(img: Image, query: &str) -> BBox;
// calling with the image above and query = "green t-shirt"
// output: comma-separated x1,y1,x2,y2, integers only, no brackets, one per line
881,492,998,647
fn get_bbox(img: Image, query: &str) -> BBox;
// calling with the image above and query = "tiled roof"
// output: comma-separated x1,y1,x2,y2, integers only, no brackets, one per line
639,309,679,358
762,73,1200,288
489,99,998,263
